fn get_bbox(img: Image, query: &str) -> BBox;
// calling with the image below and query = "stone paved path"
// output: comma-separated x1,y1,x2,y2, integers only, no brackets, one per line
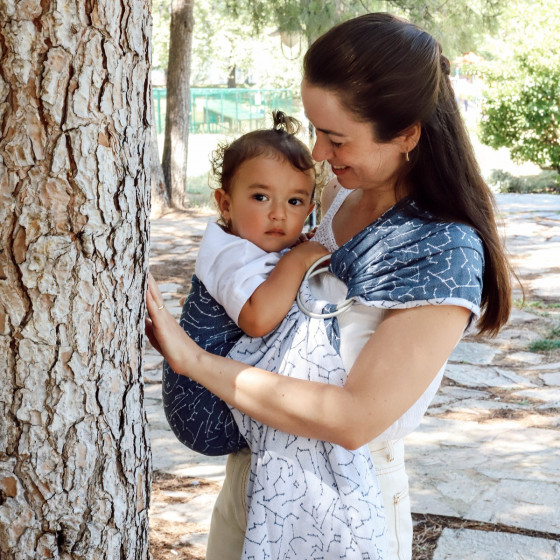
146,193,560,559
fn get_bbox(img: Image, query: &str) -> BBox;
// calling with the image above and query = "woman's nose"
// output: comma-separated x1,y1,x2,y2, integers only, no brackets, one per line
311,135,332,162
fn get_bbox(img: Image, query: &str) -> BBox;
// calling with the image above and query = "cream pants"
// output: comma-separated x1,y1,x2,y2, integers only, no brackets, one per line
205,439,412,560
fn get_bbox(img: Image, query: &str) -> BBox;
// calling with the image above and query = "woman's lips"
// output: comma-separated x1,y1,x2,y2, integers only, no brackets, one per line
331,164,348,176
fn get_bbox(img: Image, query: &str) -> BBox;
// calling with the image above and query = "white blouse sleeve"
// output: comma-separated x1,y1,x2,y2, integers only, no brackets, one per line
195,222,282,324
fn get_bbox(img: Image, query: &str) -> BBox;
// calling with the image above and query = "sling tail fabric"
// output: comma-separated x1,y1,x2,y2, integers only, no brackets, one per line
227,198,484,560
228,284,387,559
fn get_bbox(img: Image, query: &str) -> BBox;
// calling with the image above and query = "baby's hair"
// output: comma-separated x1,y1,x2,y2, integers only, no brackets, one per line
210,111,317,197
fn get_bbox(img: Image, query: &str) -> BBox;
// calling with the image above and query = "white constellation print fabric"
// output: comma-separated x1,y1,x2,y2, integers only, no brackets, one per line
228,282,387,559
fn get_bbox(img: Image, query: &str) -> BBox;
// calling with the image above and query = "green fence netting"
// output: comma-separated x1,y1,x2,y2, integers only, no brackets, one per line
153,87,293,134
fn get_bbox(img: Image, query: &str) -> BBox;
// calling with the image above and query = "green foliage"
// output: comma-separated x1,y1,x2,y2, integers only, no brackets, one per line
152,0,307,90
478,0,560,175
225,0,501,56
151,0,503,91
152,0,171,70
528,323,560,352
480,60,560,173
487,169,560,194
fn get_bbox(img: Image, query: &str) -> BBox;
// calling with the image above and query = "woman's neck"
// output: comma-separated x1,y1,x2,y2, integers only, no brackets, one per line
332,186,405,246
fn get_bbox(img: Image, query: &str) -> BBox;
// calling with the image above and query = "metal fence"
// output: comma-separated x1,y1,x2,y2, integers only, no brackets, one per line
153,87,293,134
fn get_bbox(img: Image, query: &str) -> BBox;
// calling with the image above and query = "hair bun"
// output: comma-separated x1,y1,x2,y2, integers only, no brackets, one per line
440,55,451,76
272,110,300,135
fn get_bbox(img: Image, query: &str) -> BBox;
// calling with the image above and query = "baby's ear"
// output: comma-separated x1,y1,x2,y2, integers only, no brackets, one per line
214,189,231,219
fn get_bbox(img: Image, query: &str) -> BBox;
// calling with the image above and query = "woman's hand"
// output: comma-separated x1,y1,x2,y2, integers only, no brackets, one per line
145,273,201,374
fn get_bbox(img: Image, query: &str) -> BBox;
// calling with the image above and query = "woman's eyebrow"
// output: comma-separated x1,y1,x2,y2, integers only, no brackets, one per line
314,126,346,137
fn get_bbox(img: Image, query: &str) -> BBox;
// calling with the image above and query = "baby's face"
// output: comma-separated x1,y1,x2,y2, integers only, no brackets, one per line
216,156,315,253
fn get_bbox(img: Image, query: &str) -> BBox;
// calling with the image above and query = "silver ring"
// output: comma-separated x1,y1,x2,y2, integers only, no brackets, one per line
296,255,353,319
157,304,165,310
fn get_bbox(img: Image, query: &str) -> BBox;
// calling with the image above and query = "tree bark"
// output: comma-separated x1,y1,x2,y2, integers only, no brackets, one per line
161,0,194,208
0,1,152,558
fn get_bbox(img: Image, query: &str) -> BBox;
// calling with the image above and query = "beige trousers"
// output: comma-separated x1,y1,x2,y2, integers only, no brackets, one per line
205,439,412,560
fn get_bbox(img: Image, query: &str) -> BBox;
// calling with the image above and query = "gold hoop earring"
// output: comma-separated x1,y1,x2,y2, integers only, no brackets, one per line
405,152,410,162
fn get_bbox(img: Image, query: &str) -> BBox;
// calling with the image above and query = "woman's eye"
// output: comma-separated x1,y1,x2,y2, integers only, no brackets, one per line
330,139,342,148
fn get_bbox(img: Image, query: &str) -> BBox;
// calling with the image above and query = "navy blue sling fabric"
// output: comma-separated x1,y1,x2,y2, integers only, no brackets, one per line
162,275,247,455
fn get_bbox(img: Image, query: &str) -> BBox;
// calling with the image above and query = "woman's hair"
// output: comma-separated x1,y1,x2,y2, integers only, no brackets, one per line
210,111,316,196
303,12,512,336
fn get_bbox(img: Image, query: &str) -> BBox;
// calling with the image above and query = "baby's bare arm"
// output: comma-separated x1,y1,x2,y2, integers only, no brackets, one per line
238,242,329,337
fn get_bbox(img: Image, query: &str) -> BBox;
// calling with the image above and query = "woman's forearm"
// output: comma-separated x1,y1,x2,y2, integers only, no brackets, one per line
193,346,360,447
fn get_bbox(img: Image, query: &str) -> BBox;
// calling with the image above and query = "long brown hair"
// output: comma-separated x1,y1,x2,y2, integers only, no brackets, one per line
303,12,511,336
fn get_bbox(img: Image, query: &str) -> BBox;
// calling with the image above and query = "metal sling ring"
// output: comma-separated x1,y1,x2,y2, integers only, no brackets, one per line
296,254,354,319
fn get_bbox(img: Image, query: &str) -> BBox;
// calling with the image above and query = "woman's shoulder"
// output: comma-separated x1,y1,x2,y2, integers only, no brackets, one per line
398,198,483,253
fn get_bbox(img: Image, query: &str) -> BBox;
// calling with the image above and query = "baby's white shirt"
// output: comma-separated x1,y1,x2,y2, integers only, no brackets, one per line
195,222,282,325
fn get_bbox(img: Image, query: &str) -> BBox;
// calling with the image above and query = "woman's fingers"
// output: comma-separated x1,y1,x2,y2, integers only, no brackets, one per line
145,317,162,354
146,273,167,317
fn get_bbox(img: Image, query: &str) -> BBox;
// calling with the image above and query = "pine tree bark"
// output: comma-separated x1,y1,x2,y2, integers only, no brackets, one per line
0,1,152,558
161,0,194,208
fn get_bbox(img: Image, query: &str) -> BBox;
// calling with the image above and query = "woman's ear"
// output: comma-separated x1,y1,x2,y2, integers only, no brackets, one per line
398,122,422,154
214,188,231,222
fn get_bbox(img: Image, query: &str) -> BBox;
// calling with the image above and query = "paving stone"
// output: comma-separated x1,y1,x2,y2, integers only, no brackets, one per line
428,399,524,417
512,387,560,405
151,492,217,527
506,307,540,325
449,342,501,365
405,417,560,534
465,478,560,534
445,363,534,389
144,368,163,384
541,372,560,385
146,403,169,431
430,386,488,407
502,351,544,365
496,193,560,212
531,361,560,372
493,327,542,344
148,427,226,481
433,528,560,560
144,354,164,371
157,282,184,293
531,273,560,299
144,383,163,402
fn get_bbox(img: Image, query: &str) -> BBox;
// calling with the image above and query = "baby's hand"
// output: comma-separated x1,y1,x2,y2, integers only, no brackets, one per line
293,227,318,246
289,238,330,270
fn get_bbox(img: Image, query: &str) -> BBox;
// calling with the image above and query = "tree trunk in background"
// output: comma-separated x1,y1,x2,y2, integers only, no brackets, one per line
150,95,170,217
0,1,152,558
162,0,194,208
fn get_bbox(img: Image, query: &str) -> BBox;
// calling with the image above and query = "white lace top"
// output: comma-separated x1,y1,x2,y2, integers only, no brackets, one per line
311,185,350,252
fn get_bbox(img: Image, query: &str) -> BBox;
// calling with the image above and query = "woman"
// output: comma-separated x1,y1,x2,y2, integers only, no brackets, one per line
146,13,511,560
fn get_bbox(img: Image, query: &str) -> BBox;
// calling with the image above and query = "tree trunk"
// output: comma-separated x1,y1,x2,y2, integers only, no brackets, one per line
161,0,194,208
150,95,170,217
0,1,152,558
